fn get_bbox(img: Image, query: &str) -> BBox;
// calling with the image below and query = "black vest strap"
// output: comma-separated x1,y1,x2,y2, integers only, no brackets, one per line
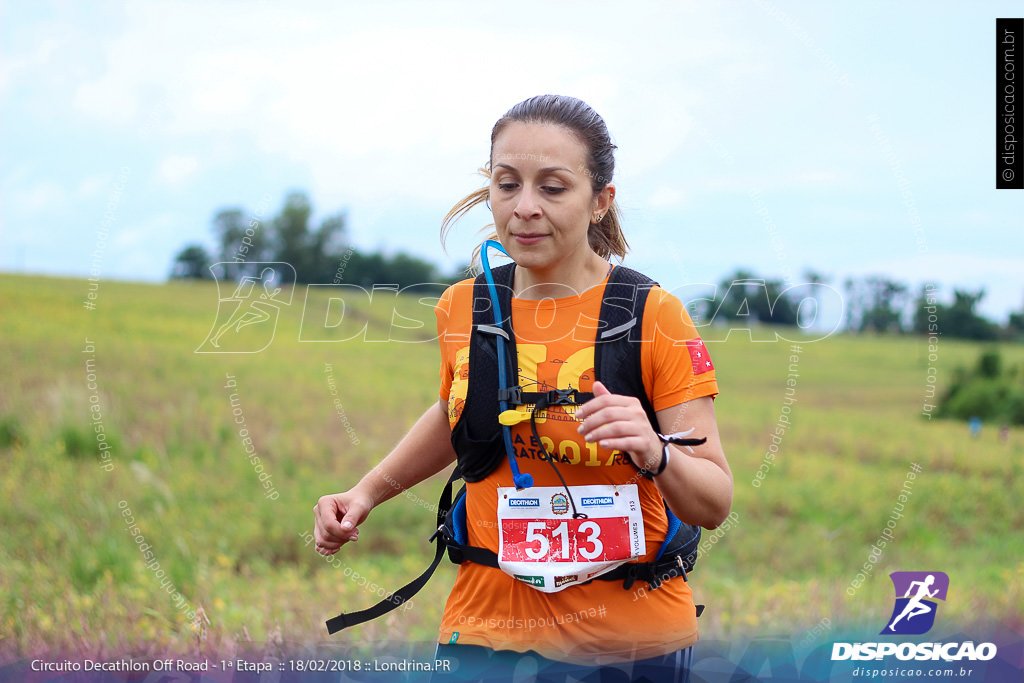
448,263,517,482
593,266,659,430
325,468,461,634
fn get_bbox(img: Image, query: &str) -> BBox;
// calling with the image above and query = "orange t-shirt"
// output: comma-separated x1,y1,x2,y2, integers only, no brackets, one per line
433,268,718,664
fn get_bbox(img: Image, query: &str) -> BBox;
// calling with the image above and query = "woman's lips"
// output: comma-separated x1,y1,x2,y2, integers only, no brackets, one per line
513,233,547,245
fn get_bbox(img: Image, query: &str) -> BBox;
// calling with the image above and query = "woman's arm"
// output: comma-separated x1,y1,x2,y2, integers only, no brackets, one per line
649,395,732,528
575,384,732,528
313,399,457,555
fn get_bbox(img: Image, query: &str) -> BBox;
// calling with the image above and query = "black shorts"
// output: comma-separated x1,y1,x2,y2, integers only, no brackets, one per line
430,642,692,683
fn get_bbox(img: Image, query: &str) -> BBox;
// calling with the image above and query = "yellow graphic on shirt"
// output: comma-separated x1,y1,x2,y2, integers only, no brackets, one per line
447,344,594,425
447,342,624,468
509,345,623,468
501,344,590,422
448,345,470,425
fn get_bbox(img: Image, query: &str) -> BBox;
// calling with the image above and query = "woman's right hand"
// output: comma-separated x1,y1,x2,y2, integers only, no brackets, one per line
312,489,374,555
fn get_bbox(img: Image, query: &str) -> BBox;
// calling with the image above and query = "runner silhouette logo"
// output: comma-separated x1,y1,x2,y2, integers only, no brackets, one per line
881,571,949,635
196,263,295,353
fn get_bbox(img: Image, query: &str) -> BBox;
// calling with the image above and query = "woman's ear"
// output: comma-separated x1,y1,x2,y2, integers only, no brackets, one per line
593,182,615,216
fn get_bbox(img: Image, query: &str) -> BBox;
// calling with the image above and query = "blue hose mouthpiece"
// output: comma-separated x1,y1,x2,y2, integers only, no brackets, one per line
513,472,534,490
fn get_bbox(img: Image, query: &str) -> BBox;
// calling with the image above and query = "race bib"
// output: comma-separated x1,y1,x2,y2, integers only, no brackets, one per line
496,484,645,593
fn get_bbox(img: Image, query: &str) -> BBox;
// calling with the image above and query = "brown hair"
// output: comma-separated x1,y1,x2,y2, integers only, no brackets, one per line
441,94,628,270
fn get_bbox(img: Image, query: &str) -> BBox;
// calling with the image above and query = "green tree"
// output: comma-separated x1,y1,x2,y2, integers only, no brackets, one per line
937,349,1024,425
704,269,758,322
272,192,315,282
758,278,798,325
212,208,246,271
913,284,940,334
212,207,272,279
308,212,348,283
699,269,800,326
842,276,862,332
944,288,997,341
389,252,440,290
800,269,831,326
1007,310,1024,340
267,192,351,284
170,245,213,279
858,276,907,333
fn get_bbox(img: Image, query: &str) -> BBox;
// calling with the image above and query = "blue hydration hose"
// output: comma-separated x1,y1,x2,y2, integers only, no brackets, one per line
480,239,534,490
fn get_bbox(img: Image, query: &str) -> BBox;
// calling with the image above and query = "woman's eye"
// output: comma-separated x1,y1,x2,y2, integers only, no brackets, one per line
498,182,518,192
542,186,566,194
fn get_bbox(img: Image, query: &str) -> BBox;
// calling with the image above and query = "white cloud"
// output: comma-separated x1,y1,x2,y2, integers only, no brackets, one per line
10,182,66,212
73,76,139,125
110,226,148,251
792,169,844,186
958,209,1016,228
156,155,199,185
0,37,58,96
75,175,107,198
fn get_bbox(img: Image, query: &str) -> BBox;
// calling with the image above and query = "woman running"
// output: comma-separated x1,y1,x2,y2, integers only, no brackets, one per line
313,94,732,682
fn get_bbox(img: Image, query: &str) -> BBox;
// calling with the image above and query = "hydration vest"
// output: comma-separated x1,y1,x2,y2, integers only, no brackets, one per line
452,261,660,483
326,252,706,635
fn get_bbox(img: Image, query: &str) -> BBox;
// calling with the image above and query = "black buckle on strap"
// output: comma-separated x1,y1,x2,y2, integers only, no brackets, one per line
545,388,579,406
621,564,640,591
498,386,523,405
621,562,657,591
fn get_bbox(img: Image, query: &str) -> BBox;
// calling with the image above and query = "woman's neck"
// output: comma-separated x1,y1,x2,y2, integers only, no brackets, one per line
512,250,610,300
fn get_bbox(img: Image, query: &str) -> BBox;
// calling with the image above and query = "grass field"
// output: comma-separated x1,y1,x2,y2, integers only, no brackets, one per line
1,272,1022,661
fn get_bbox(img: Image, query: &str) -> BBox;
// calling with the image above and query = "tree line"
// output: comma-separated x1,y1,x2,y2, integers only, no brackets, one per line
170,191,467,291
685,269,1022,342
171,192,1023,342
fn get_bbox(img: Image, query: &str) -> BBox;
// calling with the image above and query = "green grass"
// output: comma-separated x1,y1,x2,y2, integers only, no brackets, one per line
0,273,1021,659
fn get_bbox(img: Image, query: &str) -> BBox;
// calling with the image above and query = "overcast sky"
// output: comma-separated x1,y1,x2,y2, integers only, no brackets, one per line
2,1,1021,323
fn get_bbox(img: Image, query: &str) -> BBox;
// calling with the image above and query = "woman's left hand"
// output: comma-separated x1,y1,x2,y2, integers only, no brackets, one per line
575,381,662,471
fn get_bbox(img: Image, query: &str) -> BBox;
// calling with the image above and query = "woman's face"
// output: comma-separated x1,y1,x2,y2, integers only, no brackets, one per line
489,122,608,274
